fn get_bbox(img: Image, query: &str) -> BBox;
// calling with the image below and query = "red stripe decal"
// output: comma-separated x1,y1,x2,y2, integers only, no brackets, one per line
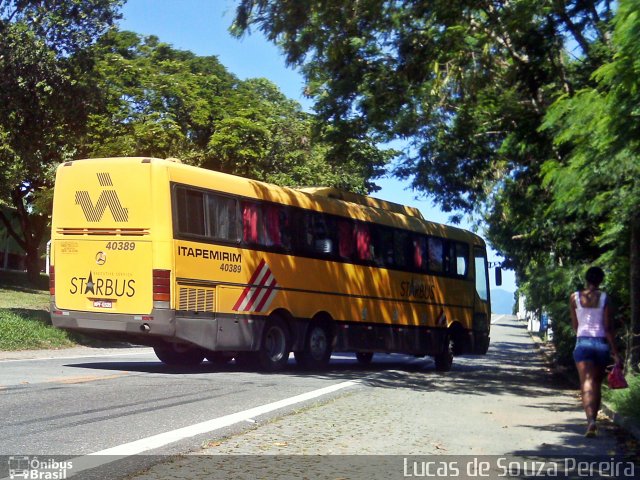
254,277,278,312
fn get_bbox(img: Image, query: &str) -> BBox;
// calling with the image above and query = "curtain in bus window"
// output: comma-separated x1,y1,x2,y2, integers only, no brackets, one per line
242,201,260,243
177,188,205,236
413,236,427,271
356,224,372,260
264,204,281,247
338,219,355,258
207,194,239,241
428,237,444,272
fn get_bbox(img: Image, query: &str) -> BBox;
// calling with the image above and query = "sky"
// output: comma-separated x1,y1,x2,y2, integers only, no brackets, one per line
119,0,516,293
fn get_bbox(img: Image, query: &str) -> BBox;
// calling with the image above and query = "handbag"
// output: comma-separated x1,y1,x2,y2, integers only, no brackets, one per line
607,363,628,389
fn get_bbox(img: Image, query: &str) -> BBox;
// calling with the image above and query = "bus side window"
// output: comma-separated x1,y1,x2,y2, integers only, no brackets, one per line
263,204,281,247
428,237,444,273
242,201,264,245
356,223,372,261
207,193,240,242
176,187,205,236
474,247,489,301
372,227,394,267
301,212,334,255
455,242,469,277
276,206,292,250
338,218,355,259
444,241,454,274
413,235,428,272
316,215,335,254
393,230,410,269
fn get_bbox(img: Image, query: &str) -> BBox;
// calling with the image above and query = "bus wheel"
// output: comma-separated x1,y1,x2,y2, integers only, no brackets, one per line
154,343,205,366
355,352,374,365
295,323,332,370
256,317,290,372
434,337,453,372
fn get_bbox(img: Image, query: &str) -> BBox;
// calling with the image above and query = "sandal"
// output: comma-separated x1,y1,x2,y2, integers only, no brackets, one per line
585,421,597,438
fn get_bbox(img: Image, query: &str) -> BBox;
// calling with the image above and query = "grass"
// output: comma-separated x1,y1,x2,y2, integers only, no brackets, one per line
604,372,640,424
0,309,75,350
0,272,50,310
0,270,76,351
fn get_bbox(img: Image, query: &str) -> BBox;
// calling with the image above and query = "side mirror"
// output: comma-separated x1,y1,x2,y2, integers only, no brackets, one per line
495,267,503,287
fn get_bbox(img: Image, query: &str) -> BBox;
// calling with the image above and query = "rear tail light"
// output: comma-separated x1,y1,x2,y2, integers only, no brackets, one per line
153,269,171,302
49,265,55,296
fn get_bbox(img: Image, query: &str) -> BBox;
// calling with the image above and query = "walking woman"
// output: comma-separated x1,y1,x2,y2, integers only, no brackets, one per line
570,266,621,437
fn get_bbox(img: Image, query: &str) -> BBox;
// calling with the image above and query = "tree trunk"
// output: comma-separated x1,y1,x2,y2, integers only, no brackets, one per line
629,212,640,372
1,188,46,286
24,243,42,284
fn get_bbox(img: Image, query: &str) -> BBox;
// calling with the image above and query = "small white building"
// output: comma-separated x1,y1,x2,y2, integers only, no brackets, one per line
517,292,553,340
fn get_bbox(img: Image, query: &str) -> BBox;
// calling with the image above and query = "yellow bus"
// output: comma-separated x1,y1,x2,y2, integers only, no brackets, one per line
50,157,492,371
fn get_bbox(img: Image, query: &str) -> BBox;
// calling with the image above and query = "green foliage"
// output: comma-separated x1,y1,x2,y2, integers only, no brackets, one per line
83,31,393,193
232,0,613,212
0,0,123,55
231,0,640,370
1,9,393,284
603,373,640,424
0,0,123,281
540,0,640,369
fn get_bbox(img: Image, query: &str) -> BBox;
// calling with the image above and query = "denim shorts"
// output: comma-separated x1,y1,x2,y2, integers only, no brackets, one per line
573,337,610,366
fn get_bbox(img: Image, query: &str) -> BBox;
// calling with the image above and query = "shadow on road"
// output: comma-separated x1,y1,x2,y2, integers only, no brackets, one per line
65,335,573,400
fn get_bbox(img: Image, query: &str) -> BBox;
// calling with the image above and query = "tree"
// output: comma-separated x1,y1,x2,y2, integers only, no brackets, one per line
0,2,393,284
0,0,122,281
542,0,640,371
232,1,631,365
84,31,393,193
232,0,613,206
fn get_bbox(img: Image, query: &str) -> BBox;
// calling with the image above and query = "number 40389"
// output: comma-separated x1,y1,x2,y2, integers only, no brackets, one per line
220,263,241,273
105,241,136,251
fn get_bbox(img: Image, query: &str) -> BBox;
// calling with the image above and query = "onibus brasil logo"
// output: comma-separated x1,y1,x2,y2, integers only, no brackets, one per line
8,456,72,479
75,172,128,222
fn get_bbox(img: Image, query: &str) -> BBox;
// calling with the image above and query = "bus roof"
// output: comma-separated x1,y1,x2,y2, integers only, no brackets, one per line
297,187,425,220
65,157,485,247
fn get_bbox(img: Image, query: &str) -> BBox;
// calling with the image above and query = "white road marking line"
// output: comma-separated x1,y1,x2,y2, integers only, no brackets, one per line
33,378,360,478
0,350,153,363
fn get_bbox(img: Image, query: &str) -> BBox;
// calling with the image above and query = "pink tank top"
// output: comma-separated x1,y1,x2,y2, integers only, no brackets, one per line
575,291,607,337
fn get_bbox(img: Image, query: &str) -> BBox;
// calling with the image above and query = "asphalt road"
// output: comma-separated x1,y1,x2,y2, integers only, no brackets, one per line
0,335,439,458
1,314,636,480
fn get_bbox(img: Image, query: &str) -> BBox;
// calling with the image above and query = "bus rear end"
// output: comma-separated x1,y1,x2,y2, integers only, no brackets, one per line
50,158,174,344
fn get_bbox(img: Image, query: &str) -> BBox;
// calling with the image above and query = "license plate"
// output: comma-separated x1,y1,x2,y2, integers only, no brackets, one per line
93,300,113,309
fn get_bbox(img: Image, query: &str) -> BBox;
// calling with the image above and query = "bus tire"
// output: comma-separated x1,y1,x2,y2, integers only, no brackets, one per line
355,352,374,365
295,322,332,370
434,337,453,372
154,343,205,366
256,316,290,372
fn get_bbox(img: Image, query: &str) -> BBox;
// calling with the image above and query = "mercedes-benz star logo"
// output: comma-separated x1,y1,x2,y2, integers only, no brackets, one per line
95,251,107,265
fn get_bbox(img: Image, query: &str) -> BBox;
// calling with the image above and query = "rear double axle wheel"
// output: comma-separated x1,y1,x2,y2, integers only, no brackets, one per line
295,322,332,370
